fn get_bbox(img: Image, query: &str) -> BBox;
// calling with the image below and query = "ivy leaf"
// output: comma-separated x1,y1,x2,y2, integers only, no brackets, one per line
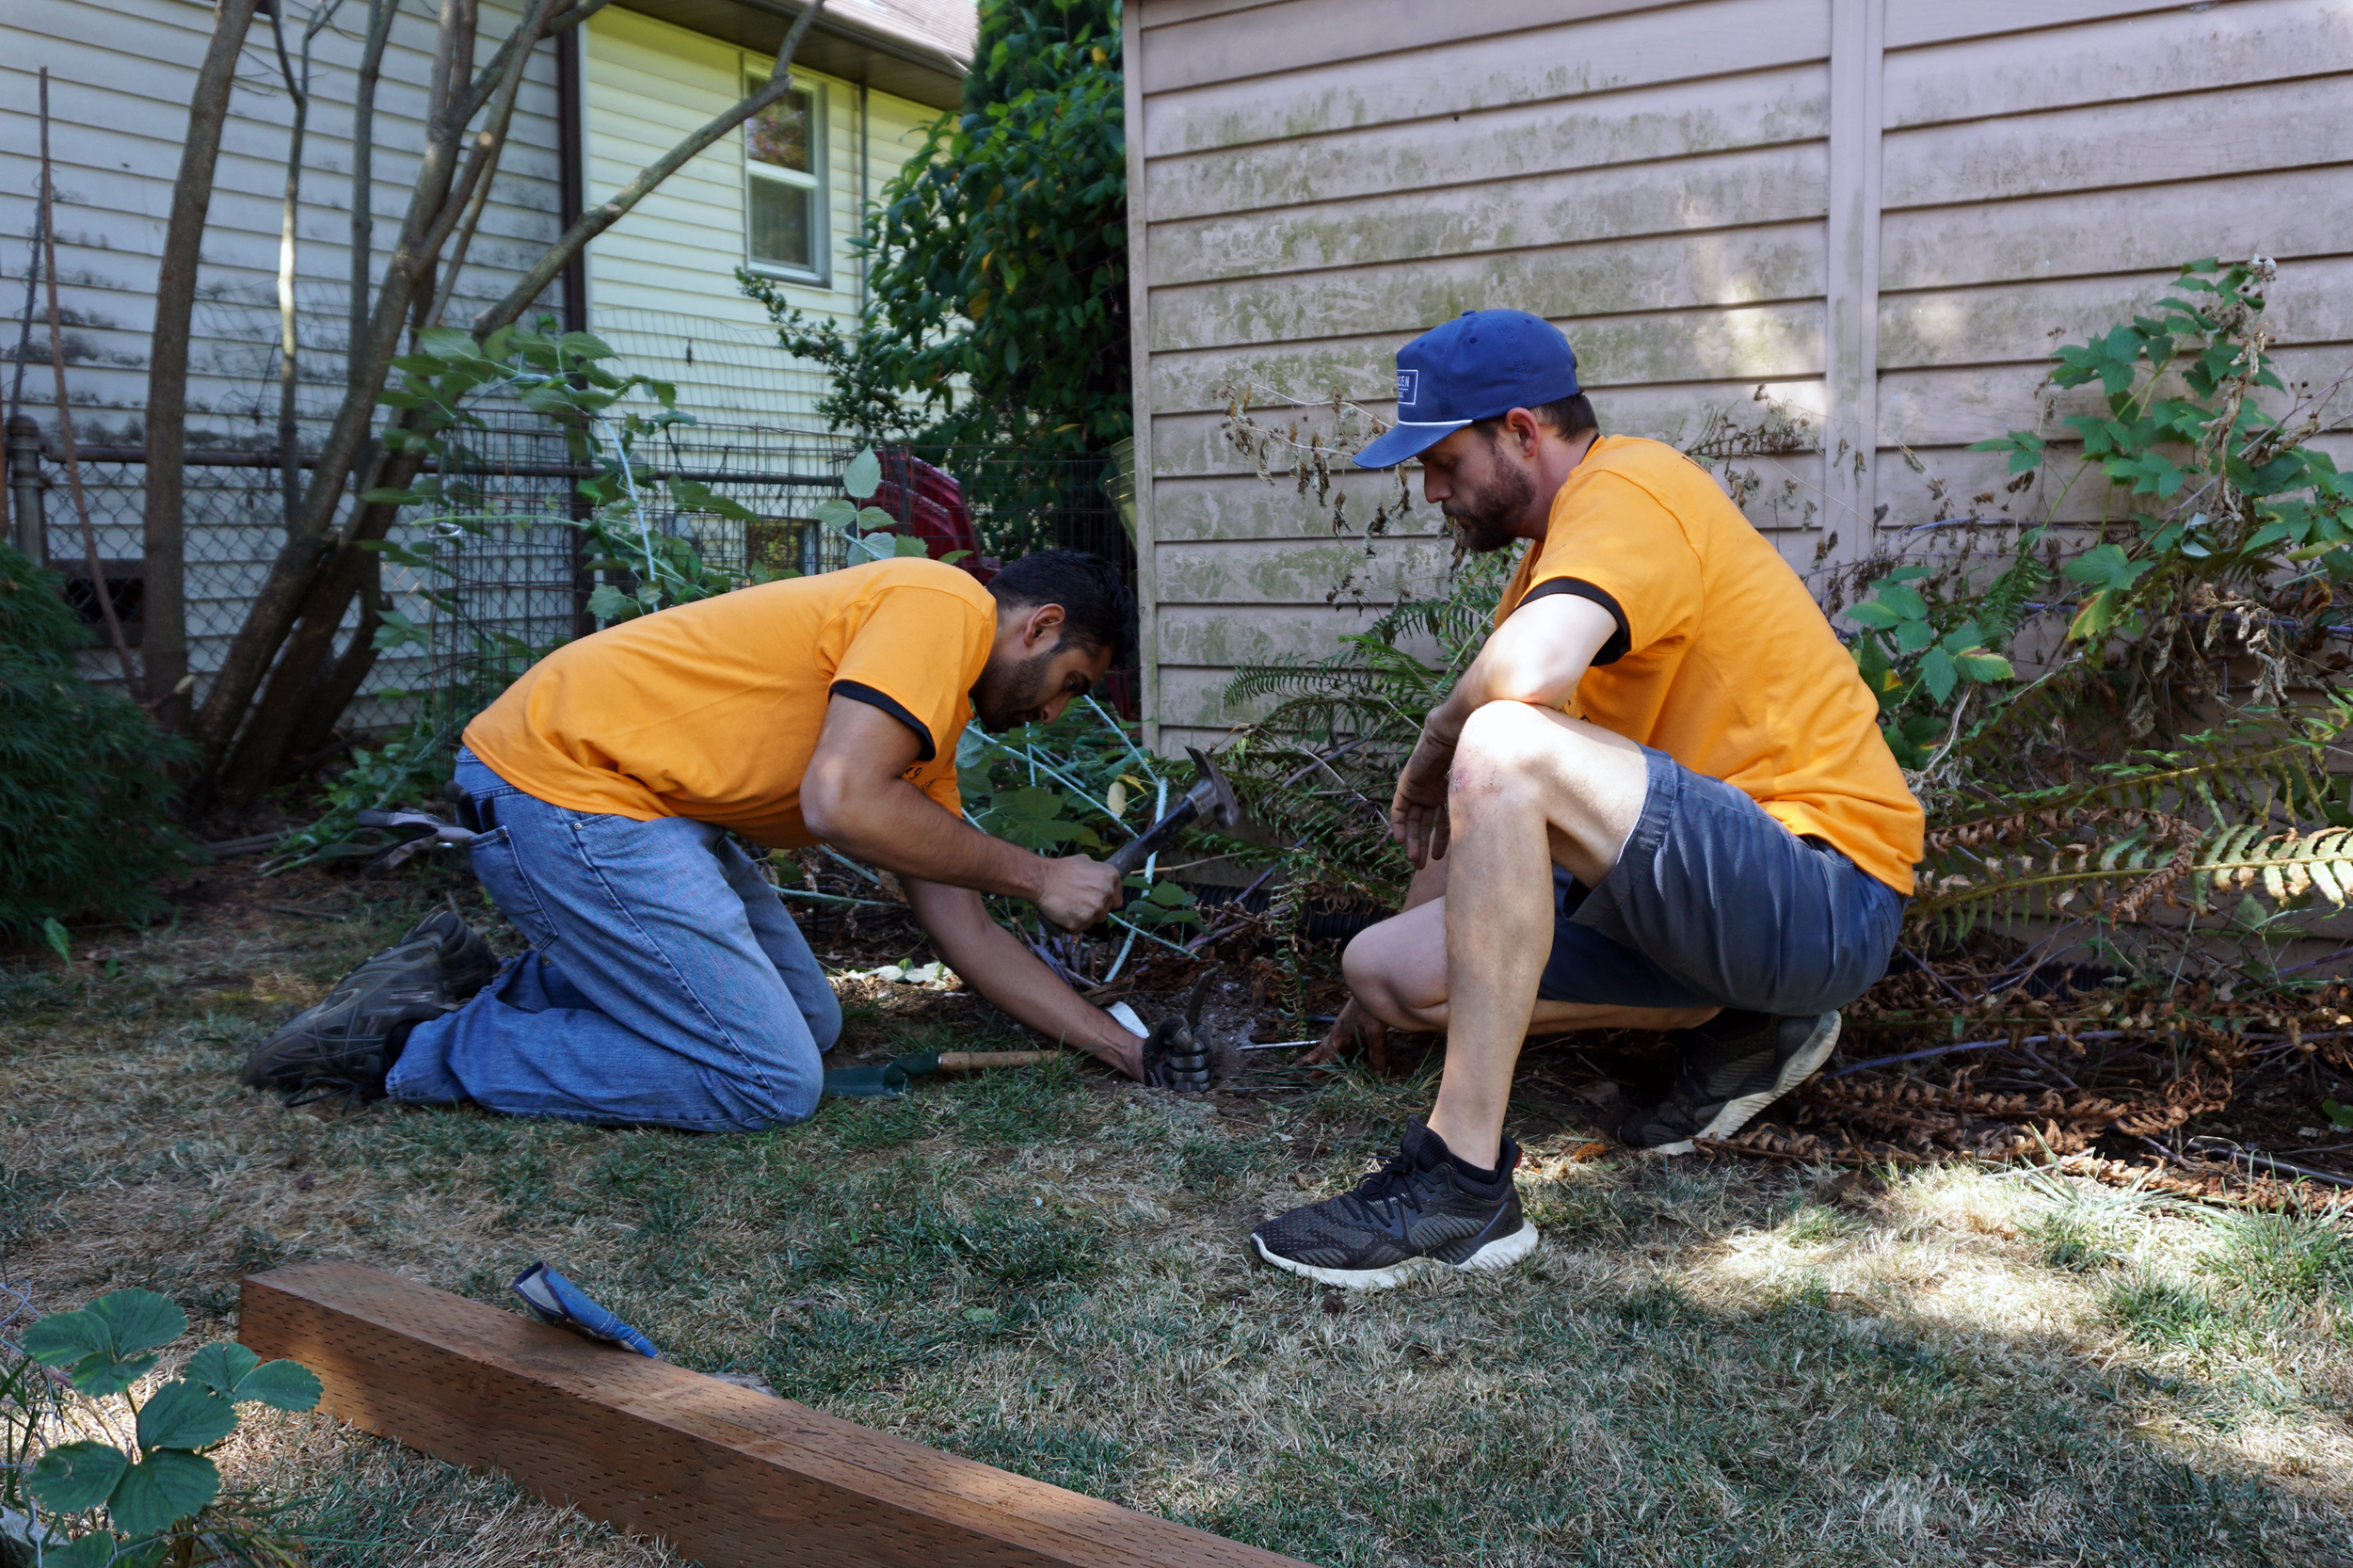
856,506,901,532
22,1308,110,1369
233,1359,323,1412
585,584,640,623
136,1380,238,1452
1919,646,1960,705
892,535,931,557
182,1342,259,1400
1950,649,2014,683
415,327,477,361
812,498,858,534
107,1449,220,1540
27,1439,130,1513
843,447,883,501
1843,600,1901,631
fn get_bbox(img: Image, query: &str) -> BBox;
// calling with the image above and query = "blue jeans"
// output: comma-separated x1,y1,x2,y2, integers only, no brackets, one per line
387,750,841,1130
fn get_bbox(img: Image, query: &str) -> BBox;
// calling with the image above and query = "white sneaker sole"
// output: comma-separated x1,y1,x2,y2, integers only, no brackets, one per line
1250,1220,1541,1291
1648,1012,1843,1156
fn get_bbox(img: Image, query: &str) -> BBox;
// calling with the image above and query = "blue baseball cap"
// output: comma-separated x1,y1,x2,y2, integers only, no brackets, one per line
1353,310,1580,469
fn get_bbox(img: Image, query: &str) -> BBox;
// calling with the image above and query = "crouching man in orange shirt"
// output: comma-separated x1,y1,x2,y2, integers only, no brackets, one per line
240,551,1148,1128
1249,312,1924,1288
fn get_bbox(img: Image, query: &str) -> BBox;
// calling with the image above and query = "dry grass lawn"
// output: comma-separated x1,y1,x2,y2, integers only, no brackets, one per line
5,872,2351,1567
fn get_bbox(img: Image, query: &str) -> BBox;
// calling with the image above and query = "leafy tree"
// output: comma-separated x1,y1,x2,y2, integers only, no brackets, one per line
745,0,1128,458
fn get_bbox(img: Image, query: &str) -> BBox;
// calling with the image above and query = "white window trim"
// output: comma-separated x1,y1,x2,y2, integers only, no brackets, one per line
743,69,830,287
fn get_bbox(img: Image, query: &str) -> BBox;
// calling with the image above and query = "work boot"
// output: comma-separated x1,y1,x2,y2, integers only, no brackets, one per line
237,911,488,1096
1618,1010,1842,1154
1249,1121,1538,1289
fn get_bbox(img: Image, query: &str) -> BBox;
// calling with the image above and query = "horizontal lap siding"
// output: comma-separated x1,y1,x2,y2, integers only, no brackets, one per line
1,0,564,708
582,8,941,427
1873,0,2353,530
0,0,564,449
1132,0,1836,746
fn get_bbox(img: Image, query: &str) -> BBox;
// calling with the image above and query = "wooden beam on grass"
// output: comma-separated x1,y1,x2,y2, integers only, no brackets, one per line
239,1261,1306,1568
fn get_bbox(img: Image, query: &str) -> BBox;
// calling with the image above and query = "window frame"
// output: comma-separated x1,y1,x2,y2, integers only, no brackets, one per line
741,69,829,286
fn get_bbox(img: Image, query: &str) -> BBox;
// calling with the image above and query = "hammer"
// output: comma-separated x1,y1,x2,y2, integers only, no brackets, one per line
1105,746,1241,878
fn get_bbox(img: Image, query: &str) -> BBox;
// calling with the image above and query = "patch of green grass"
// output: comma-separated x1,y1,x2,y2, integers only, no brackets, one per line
2204,1208,2353,1314
2108,1272,2228,1352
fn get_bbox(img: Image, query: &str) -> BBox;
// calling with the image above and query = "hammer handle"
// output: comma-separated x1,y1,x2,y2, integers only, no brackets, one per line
1105,795,1200,876
935,1051,1054,1072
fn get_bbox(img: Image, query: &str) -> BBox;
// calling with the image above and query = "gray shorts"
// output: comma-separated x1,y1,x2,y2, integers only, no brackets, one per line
1538,744,1905,1014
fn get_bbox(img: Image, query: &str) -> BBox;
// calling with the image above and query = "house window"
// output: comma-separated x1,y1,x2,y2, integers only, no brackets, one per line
745,78,824,280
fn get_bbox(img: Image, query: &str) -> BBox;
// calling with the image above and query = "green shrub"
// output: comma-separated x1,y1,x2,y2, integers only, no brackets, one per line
0,543,191,942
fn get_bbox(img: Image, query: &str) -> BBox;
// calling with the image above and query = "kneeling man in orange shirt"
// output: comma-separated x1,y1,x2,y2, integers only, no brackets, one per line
240,551,1147,1128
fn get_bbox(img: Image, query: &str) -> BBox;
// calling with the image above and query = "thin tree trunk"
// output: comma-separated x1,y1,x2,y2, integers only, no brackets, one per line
189,0,537,780
268,4,312,537
40,70,142,701
142,0,259,731
198,0,824,799
350,0,401,356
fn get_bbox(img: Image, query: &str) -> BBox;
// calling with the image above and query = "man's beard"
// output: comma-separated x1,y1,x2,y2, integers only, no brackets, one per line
973,646,1057,732
1442,458,1536,554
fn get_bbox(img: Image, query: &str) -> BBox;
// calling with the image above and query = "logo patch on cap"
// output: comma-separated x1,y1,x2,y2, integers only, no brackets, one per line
1396,368,1420,409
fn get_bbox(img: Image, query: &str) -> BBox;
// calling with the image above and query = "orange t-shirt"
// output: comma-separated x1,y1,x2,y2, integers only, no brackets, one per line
464,557,995,847
1496,434,1923,894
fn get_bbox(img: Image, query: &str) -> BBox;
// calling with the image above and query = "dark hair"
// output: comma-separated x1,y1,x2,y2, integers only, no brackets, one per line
987,549,1134,666
1469,393,1597,443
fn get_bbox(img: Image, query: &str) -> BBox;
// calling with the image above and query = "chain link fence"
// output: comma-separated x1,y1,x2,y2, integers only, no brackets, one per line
5,410,1137,730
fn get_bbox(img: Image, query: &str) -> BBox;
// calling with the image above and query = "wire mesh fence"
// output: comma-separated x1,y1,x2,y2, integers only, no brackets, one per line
6,410,1138,730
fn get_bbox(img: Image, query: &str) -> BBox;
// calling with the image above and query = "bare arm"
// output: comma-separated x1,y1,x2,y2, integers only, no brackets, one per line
802,696,1118,930
904,878,1145,1080
1392,594,1618,867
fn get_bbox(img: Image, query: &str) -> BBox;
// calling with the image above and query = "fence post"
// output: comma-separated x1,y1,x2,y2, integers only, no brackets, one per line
5,414,43,558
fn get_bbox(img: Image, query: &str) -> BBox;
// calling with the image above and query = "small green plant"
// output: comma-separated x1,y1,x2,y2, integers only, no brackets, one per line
812,446,938,566
6,1288,320,1566
2323,1098,2353,1129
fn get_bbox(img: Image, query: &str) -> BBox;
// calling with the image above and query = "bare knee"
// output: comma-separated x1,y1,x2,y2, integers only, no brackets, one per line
1343,921,1440,1030
1449,703,1569,813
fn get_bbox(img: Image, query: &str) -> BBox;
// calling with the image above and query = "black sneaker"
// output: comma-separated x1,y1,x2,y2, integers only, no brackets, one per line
1618,1010,1842,1154
397,909,498,1000
1249,1121,1539,1289
239,940,456,1096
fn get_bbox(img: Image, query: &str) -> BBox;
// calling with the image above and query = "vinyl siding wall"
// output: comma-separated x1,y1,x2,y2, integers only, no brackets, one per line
1126,0,2353,751
0,0,567,703
0,0,566,451
583,6,944,425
